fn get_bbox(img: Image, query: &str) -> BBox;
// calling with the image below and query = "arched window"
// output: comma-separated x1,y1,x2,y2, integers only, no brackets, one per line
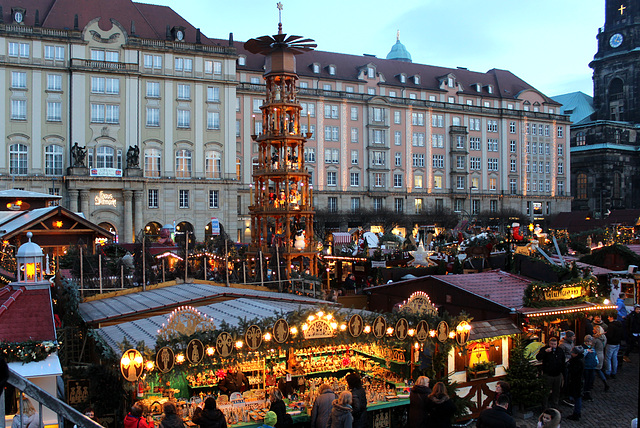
144,148,161,177
9,143,28,175
613,172,622,199
176,149,192,178
96,146,115,168
205,150,222,179
608,78,624,120
45,144,63,176
577,173,588,200
236,158,242,180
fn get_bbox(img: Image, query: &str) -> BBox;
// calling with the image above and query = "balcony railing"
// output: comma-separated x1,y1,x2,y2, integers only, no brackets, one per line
71,58,139,72
0,366,103,428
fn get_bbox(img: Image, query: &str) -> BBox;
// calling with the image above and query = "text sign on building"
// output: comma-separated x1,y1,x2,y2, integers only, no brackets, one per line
90,168,122,177
94,191,117,207
543,286,583,301
211,217,220,235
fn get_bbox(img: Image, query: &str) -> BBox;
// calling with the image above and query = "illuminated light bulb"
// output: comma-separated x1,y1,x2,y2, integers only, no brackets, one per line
176,354,185,363
308,315,315,322
264,332,272,342
330,322,338,330
364,325,371,334
429,330,437,338
121,355,131,365
465,324,472,331
302,323,309,331
325,314,332,320
386,327,394,335
317,311,324,318
134,354,144,365
235,341,244,349
603,299,610,305
290,327,298,335
414,342,419,349
407,329,415,337
206,347,215,356
145,361,155,371
448,331,456,339
340,324,347,331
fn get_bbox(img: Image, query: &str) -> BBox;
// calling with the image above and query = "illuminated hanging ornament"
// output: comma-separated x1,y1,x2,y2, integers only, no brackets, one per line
120,349,144,382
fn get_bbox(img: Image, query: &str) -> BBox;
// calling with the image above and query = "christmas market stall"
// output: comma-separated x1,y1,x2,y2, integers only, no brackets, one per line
87,288,474,427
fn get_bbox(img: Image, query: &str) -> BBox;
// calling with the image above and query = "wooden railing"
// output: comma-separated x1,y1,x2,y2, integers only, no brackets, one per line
0,367,103,428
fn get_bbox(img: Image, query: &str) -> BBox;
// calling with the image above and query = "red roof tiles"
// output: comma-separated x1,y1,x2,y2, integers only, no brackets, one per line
0,286,56,342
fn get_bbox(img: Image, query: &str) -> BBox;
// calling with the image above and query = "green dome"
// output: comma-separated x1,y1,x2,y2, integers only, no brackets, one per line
386,34,412,63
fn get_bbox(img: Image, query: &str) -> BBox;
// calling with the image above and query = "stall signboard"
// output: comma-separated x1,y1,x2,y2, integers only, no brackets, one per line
216,332,234,357
245,325,263,350
273,319,289,343
469,342,490,367
395,318,408,340
348,314,364,337
373,316,387,338
304,319,335,339
121,349,144,382
543,286,583,301
415,320,429,342
187,339,205,364
402,291,438,316
437,321,449,343
156,347,175,373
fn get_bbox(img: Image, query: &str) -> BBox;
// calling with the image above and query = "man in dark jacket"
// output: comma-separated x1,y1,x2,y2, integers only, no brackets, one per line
192,397,228,428
604,314,624,378
346,373,367,428
566,346,585,421
310,384,336,428
624,304,640,362
218,364,250,395
476,394,516,428
536,337,565,408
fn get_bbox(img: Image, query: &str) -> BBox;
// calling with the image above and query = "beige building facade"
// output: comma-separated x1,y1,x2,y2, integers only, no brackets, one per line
0,1,571,244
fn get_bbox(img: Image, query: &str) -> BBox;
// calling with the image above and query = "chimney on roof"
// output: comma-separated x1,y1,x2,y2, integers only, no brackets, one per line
74,14,78,30
131,20,136,35
229,32,234,47
196,28,201,44
34,10,39,27
166,25,170,40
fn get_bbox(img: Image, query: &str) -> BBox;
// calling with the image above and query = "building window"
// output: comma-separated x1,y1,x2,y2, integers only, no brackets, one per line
489,178,496,191
175,57,193,72
373,129,385,144
373,197,383,211
179,190,190,209
44,45,65,60
176,149,192,178
509,121,516,133
350,172,360,186
472,199,480,215
577,132,586,146
304,148,316,163
432,155,444,169
374,173,385,187
146,82,160,98
47,102,62,122
412,132,425,146
558,162,564,175
177,84,191,100
351,150,358,165
395,131,402,146
395,198,404,213
47,74,62,91
454,199,464,212
91,104,119,123
395,152,401,167
351,127,359,143
207,86,220,102
558,144,564,156
411,113,424,126
209,190,219,208
144,148,161,177
148,189,159,208
487,139,498,152
510,179,517,194
44,144,63,176
434,176,442,189
372,151,386,166
177,109,191,128
146,107,160,127
327,171,337,186
577,173,587,199
96,146,115,168
351,198,360,213
11,71,26,89
394,174,403,187
469,118,481,131
469,137,481,151
328,197,338,213
456,176,465,190
470,157,481,170
9,144,27,175
394,111,401,124
11,100,27,120
412,153,425,167
487,158,498,171
490,200,498,212
510,159,517,172
510,140,516,153
557,126,564,138
9,42,30,58
205,151,222,178
487,120,498,132
415,198,423,213
325,149,339,164
431,115,444,127
207,112,220,130
415,175,423,188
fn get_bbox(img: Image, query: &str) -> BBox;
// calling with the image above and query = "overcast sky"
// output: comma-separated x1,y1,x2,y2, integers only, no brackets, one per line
148,0,603,97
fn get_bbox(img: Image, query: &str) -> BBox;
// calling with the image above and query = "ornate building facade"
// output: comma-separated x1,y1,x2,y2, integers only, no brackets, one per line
0,0,571,245
571,0,640,214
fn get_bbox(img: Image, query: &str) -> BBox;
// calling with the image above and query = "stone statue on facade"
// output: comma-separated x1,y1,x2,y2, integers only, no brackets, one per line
126,145,140,168
70,142,87,168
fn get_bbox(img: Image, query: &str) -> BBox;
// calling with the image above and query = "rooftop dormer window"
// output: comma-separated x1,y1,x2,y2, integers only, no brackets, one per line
367,67,375,78
312,63,320,74
237,56,246,66
328,65,336,75
399,74,406,83
413,75,420,84
486,85,493,94
447,77,454,88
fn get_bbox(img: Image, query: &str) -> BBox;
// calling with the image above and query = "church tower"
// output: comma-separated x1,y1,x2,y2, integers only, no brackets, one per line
590,0,640,122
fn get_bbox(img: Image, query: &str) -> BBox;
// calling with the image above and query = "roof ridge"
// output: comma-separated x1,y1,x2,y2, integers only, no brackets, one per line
0,287,25,318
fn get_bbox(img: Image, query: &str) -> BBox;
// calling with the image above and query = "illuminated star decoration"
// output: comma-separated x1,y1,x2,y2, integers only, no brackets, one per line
410,241,436,267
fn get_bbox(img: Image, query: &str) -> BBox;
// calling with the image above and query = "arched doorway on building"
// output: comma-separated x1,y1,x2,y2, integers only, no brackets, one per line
174,221,195,247
98,222,118,243
144,221,163,242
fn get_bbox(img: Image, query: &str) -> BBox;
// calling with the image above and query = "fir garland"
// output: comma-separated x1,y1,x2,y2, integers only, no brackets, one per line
0,340,59,363
523,277,599,308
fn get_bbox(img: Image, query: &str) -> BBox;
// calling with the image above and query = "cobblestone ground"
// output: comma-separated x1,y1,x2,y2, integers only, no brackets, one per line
500,352,640,428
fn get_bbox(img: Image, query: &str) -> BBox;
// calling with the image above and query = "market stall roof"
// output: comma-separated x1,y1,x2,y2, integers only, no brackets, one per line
468,318,521,342
79,282,333,326
0,285,56,342
546,255,613,276
92,297,361,353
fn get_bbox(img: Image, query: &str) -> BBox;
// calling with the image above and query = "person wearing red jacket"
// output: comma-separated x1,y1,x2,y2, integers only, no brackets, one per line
124,402,153,428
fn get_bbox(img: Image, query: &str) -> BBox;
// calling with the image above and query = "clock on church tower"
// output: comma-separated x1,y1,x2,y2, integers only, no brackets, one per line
590,0,640,122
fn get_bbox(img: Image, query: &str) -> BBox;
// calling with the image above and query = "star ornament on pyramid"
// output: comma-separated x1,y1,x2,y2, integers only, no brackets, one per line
410,241,436,267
